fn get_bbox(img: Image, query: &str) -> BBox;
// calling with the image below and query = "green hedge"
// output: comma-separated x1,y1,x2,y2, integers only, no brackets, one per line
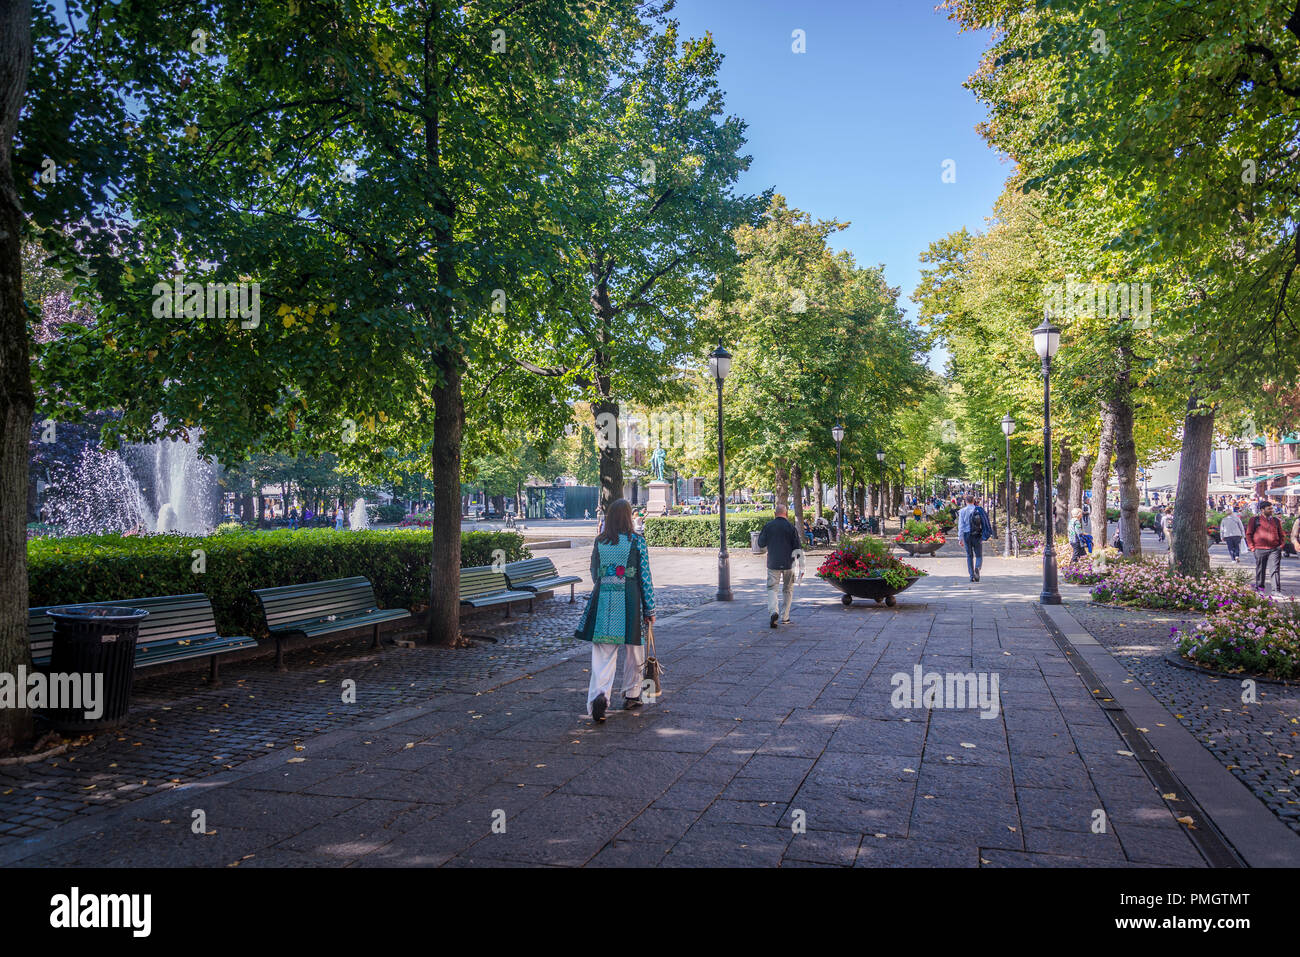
27,528,529,639
643,512,777,548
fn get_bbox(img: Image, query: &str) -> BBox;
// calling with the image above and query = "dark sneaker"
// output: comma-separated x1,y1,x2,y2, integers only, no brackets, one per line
592,693,607,723
770,613,779,628
624,696,642,710
974,569,981,582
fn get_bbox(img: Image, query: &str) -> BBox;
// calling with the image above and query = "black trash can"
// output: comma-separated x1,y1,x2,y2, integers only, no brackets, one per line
44,605,148,732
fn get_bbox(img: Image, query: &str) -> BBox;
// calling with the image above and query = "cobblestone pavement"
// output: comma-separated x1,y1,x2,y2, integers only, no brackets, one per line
6,552,1211,868
0,563,717,842
1063,599,1300,838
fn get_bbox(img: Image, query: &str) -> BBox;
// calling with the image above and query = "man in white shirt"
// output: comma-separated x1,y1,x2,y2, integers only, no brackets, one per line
1220,507,1245,563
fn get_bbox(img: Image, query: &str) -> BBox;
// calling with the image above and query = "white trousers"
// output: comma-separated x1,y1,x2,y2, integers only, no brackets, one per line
767,568,795,619
588,642,646,712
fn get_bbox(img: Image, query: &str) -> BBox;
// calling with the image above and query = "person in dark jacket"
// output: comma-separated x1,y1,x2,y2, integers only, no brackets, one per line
758,504,805,628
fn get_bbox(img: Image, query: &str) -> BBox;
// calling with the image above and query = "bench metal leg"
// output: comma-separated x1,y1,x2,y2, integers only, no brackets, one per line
371,622,381,650
529,597,534,614
504,601,511,619
569,583,575,603
276,637,287,672
208,656,222,688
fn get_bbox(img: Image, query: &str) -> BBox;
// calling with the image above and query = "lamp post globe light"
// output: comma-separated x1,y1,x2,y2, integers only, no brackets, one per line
1032,317,1062,604
832,423,845,538
1001,413,1015,557
708,341,733,601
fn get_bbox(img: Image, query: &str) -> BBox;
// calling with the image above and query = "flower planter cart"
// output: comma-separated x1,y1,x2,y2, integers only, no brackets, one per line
824,575,922,607
896,541,943,557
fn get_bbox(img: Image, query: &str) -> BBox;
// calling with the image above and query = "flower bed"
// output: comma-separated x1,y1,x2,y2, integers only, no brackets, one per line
1174,598,1300,680
1087,560,1261,613
1059,547,1123,585
893,519,945,545
817,535,926,590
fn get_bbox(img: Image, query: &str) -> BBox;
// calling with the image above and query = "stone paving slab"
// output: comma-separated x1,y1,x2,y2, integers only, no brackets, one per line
0,550,1220,867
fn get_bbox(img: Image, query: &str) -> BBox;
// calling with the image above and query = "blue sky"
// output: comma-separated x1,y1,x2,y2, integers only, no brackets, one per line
673,0,1008,369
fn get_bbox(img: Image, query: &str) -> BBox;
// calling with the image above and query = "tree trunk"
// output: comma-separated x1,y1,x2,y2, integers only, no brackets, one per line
1069,452,1092,518
427,358,463,645
591,280,622,509
791,463,804,531
774,459,789,508
1055,439,1072,536
1173,395,1214,577
1030,461,1044,528
0,0,32,754
1090,412,1116,545
811,469,822,520
1113,387,1141,558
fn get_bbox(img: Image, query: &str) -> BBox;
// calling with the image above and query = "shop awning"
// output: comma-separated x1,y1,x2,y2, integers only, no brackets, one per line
1252,436,1267,446
1254,473,1286,481
1283,435,1300,445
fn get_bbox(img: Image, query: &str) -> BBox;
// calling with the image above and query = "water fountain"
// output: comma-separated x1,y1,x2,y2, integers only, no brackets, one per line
349,497,369,530
149,429,217,534
41,446,156,536
39,427,221,537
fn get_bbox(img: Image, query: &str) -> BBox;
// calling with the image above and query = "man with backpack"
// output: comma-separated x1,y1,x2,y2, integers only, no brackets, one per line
958,493,993,582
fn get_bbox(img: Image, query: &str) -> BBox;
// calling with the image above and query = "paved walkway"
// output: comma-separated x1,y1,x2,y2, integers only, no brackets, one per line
9,542,1290,868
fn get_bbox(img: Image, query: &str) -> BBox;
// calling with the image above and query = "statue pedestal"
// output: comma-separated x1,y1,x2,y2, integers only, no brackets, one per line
646,480,675,514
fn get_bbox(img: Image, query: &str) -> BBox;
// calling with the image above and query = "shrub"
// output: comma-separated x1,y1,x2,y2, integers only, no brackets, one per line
373,503,407,524
27,528,529,638
1174,598,1300,680
643,512,775,548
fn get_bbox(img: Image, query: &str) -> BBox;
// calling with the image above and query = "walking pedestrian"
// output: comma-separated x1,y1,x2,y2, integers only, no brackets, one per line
1220,507,1245,563
1161,507,1175,553
574,498,655,721
758,504,805,628
958,493,993,582
1247,500,1285,593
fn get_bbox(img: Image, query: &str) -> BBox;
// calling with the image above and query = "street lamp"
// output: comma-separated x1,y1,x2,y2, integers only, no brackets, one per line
876,448,886,534
832,423,845,539
1001,413,1015,557
1033,317,1062,604
708,340,733,601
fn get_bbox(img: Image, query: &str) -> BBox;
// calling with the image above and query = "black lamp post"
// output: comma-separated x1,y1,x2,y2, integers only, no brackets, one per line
708,341,733,601
875,448,886,534
832,423,845,539
1033,317,1062,604
1001,413,1015,557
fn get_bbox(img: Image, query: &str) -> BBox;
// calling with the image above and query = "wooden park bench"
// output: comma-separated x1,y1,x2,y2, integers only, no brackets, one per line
504,557,582,603
253,576,411,670
28,593,258,687
459,566,535,618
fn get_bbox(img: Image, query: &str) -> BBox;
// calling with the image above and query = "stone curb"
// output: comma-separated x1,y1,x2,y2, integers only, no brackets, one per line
1042,602,1300,867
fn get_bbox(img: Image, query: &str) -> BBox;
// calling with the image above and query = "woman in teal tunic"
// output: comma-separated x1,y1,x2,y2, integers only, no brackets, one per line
574,498,656,721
